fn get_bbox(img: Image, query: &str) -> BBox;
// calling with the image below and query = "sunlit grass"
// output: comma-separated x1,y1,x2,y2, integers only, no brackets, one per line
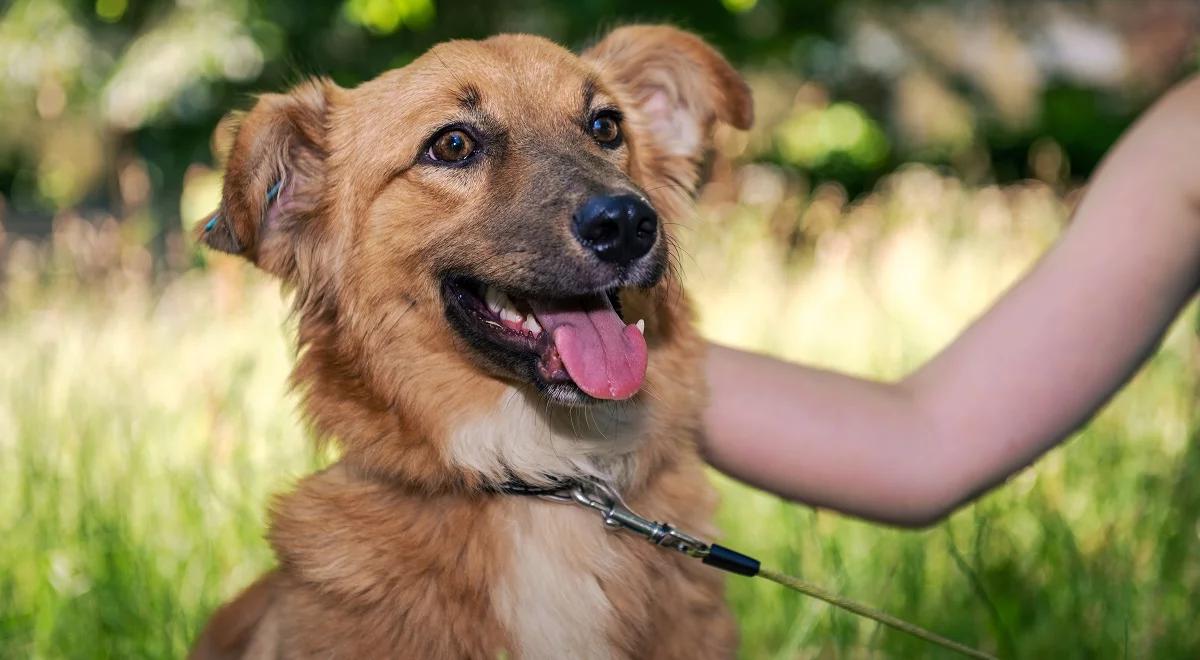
1,167,1196,658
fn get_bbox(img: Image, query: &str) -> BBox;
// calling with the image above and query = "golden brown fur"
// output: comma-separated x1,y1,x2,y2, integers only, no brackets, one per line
191,25,753,659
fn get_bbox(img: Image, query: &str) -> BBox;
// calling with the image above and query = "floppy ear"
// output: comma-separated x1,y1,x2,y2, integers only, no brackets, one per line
198,77,338,280
584,25,753,191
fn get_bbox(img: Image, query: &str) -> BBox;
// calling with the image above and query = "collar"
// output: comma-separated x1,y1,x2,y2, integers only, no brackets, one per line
494,477,573,499
492,475,576,497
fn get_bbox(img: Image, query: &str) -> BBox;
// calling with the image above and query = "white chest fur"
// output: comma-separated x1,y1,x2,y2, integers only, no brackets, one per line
446,386,648,659
445,385,645,488
493,499,622,660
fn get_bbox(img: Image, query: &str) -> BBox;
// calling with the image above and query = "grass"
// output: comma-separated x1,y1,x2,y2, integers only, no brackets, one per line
1,165,1197,658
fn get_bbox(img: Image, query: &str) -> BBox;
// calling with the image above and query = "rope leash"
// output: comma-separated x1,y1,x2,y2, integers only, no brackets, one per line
535,478,997,660
756,566,995,659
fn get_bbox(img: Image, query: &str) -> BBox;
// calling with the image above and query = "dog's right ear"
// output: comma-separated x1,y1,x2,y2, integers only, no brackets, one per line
198,78,339,281
583,25,752,204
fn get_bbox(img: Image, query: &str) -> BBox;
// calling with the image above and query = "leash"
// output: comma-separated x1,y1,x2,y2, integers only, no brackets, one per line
515,477,996,660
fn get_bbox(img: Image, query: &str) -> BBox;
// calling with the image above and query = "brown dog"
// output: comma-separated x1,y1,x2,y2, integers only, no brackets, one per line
191,25,753,659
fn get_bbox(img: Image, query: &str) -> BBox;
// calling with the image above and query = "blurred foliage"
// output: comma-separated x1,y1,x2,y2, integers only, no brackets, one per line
1,2,1199,657
0,0,1197,252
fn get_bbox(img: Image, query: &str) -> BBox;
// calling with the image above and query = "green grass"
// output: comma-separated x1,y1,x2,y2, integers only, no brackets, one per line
2,167,1197,658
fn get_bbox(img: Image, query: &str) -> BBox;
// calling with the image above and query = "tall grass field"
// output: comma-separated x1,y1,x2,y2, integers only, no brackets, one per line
1,166,1197,658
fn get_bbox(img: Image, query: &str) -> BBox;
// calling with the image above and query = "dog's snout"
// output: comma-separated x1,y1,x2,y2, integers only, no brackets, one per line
572,194,658,265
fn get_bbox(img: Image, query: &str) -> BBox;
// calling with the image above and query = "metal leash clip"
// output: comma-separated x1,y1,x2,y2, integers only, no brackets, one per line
541,478,712,559
539,477,761,576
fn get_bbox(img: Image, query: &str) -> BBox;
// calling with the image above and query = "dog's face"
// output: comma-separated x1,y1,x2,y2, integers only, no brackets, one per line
354,36,674,405
201,27,751,474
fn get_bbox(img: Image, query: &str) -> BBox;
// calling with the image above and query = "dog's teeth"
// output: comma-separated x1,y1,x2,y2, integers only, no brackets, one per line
500,307,522,323
484,286,505,314
635,319,645,334
523,316,542,334
485,287,523,323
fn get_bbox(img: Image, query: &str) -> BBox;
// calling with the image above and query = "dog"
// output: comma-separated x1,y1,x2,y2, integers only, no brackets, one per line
190,25,753,659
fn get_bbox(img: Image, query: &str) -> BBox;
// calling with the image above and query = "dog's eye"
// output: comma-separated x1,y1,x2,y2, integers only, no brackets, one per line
428,129,476,163
589,112,622,148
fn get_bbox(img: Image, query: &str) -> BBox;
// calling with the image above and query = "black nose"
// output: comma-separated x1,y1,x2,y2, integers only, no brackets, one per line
572,194,658,265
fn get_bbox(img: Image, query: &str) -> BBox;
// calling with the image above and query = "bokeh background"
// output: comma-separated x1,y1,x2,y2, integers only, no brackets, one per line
2,0,1198,657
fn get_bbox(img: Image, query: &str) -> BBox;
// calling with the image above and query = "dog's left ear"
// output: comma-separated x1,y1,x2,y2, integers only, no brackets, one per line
197,77,339,281
584,25,753,186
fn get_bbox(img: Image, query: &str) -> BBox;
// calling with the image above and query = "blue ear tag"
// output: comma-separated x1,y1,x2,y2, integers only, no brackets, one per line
206,180,280,233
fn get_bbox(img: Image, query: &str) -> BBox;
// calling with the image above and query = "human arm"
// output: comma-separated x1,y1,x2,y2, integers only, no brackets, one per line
702,76,1200,526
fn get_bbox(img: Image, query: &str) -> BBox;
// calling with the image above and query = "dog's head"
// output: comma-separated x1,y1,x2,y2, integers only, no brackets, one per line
201,27,751,486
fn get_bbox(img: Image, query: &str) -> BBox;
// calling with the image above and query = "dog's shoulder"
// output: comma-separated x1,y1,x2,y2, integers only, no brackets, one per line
189,571,281,660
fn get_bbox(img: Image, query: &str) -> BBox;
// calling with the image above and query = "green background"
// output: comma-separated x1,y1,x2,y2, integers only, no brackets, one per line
1,1,1198,657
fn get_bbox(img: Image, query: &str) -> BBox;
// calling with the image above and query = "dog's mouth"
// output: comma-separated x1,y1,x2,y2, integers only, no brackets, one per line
442,276,647,405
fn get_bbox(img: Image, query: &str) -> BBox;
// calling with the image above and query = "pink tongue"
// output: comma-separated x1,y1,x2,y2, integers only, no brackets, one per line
528,295,647,400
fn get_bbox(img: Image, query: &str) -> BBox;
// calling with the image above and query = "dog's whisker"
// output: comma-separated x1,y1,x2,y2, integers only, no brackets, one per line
430,49,473,104
567,406,583,442
586,406,610,444
639,384,668,406
500,386,520,415
661,220,696,232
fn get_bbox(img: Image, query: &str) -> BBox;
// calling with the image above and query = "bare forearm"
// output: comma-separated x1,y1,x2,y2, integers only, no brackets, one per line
905,78,1200,508
704,345,952,525
703,77,1200,526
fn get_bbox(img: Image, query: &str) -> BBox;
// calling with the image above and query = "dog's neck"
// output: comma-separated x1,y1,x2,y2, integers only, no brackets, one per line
442,385,648,491
292,313,666,496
